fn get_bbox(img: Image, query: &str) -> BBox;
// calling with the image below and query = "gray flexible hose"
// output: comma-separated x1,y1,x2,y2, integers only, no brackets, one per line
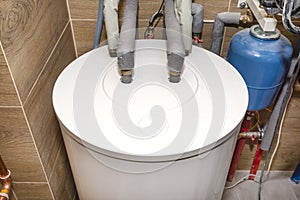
261,55,300,150
93,0,105,49
117,0,138,71
210,12,241,55
283,0,300,34
164,0,185,83
192,3,204,36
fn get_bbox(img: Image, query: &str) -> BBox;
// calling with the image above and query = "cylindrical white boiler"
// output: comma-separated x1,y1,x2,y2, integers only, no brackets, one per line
52,40,248,200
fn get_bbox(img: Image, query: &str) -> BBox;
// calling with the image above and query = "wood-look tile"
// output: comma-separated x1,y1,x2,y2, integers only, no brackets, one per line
73,192,79,200
68,0,99,19
195,0,230,20
13,182,53,200
0,183,16,200
0,45,19,106
0,107,46,182
201,23,214,51
69,0,128,19
10,191,17,200
0,0,69,103
221,26,244,57
72,20,107,56
229,0,246,13
24,24,76,179
49,143,76,200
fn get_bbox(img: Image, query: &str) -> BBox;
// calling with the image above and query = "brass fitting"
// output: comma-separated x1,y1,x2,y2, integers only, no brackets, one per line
240,9,253,24
168,71,181,83
238,131,262,139
119,70,133,84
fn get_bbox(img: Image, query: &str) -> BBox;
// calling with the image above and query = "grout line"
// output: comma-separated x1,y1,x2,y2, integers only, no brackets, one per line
48,141,63,182
0,105,22,108
70,18,97,22
13,181,48,184
227,0,232,12
72,192,77,200
9,22,70,200
0,42,23,107
66,0,79,58
22,22,70,106
20,106,55,200
11,189,19,200
1,41,55,199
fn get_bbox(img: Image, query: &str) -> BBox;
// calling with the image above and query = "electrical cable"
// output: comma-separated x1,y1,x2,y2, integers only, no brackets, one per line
144,0,164,39
249,112,260,131
224,174,260,189
267,89,293,173
265,107,273,113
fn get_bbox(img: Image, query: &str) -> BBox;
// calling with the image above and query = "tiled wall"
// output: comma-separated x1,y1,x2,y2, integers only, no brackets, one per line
68,0,300,172
0,0,299,200
0,0,77,199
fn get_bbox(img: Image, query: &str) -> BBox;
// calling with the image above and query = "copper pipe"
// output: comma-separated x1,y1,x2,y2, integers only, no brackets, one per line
0,156,12,200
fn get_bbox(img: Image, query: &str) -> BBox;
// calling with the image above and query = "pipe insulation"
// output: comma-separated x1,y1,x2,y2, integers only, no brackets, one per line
117,0,138,72
261,54,300,151
192,3,204,36
164,0,185,83
93,0,105,49
104,0,120,56
210,12,241,55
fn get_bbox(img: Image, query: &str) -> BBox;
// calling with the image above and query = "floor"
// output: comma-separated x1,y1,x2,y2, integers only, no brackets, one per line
222,171,300,200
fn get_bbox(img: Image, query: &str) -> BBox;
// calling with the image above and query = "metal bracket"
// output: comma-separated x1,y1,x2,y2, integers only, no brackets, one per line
246,0,277,31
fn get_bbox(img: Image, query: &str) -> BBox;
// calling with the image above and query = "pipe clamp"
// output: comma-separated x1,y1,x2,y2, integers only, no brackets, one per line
0,170,11,180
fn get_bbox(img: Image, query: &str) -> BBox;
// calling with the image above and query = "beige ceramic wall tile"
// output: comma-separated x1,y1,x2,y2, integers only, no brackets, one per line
68,0,99,19
0,0,69,103
24,24,76,179
0,45,19,106
200,23,214,50
13,182,53,200
195,0,230,20
221,26,244,57
0,107,46,182
72,20,108,56
49,143,76,200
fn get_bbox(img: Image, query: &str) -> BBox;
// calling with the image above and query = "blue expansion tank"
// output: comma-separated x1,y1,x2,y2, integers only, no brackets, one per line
227,25,293,111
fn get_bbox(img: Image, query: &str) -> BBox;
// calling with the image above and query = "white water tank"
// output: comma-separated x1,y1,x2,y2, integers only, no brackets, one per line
53,40,248,200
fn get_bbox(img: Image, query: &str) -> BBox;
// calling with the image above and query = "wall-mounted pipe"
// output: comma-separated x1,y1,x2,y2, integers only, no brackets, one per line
210,12,241,55
117,0,138,83
0,156,12,200
164,0,185,83
93,0,105,49
191,3,204,39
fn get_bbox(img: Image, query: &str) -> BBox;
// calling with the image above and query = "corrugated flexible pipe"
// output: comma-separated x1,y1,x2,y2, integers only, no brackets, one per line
210,12,241,55
0,156,12,200
283,0,300,34
93,0,105,49
117,0,138,83
164,0,185,83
